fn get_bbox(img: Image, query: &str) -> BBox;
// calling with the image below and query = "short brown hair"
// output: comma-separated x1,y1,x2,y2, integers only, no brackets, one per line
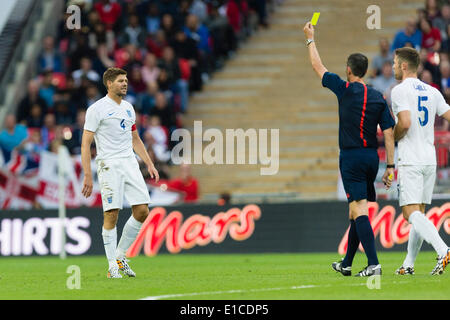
103,67,127,89
394,47,420,73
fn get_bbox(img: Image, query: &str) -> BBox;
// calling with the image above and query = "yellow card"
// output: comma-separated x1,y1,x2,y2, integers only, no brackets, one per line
311,12,320,25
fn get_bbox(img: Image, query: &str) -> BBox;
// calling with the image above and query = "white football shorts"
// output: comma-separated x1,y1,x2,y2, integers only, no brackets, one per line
397,165,436,207
96,156,151,211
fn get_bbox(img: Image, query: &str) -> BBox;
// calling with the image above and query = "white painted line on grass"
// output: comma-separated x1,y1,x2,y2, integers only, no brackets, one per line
140,280,413,300
141,285,318,300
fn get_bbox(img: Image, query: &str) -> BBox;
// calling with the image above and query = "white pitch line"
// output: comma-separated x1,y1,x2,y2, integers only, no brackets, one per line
141,285,318,300
140,279,414,300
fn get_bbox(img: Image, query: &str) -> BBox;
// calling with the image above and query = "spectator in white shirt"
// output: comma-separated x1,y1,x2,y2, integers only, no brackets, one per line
144,115,171,163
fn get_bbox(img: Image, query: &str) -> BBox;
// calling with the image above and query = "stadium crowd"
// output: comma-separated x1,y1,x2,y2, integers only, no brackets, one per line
370,0,450,110
0,0,275,204
2,0,449,203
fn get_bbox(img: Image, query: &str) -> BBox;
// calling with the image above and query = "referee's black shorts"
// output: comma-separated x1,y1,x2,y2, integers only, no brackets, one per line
339,148,379,203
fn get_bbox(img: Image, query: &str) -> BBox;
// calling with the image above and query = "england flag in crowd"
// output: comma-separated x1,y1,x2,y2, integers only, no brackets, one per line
0,145,40,209
0,145,178,209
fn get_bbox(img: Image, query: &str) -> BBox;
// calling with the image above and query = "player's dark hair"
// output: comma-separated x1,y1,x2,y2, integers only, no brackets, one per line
346,53,368,78
103,67,127,89
394,47,420,72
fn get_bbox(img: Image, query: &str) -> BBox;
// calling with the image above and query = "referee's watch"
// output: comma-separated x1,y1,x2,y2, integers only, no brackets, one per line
306,39,314,47
386,164,395,169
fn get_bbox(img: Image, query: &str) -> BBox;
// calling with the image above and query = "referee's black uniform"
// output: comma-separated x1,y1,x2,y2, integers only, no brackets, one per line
322,71,395,202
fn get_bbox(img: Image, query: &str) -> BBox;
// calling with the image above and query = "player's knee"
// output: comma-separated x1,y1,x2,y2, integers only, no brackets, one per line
133,205,149,223
402,211,411,222
349,199,368,219
351,208,368,219
137,212,148,223
401,205,421,222
349,209,358,219
350,206,363,219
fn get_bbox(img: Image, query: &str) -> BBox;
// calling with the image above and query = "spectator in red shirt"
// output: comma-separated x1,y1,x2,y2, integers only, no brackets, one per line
227,0,242,35
420,17,441,52
128,65,147,95
94,0,122,31
146,29,167,58
166,163,199,202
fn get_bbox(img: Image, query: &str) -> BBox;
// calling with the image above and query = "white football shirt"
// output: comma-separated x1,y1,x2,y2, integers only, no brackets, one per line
391,77,450,165
84,95,136,160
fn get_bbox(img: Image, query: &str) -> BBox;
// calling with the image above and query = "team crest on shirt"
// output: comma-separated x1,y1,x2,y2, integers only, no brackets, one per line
126,110,132,118
414,84,427,91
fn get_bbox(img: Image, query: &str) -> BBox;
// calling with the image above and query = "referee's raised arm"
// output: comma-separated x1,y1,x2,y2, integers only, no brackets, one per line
303,22,327,79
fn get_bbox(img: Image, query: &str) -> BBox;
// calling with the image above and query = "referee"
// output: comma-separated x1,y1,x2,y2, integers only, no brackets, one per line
303,22,396,277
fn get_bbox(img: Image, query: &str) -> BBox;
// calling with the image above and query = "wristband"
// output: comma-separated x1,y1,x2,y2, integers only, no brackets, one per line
386,164,395,168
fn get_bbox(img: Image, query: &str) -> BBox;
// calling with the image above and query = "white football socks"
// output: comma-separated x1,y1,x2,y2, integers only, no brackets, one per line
408,211,448,257
102,226,118,269
403,224,423,268
116,216,143,260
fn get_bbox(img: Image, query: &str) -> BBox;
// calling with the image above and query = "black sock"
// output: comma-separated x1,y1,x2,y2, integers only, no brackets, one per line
342,219,359,268
355,215,379,266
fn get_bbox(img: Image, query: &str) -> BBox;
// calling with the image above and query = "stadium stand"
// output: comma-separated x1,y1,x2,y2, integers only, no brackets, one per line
184,0,448,203
0,0,64,114
1,0,449,206
0,0,275,208
0,1,34,91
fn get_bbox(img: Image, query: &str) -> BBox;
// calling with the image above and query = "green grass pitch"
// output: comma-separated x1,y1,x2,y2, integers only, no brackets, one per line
0,251,448,300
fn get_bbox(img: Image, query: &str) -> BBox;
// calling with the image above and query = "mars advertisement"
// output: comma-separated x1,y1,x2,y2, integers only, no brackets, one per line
0,200,448,257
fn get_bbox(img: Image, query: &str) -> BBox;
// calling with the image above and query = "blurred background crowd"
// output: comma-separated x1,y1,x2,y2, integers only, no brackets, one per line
1,0,449,204
0,0,276,204
370,0,449,118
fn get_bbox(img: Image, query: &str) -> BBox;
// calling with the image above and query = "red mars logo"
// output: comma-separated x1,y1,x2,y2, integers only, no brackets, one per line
338,202,450,254
127,205,261,256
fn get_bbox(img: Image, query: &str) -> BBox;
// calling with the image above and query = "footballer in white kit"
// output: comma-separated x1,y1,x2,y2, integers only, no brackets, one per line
81,68,159,278
391,48,450,275
84,96,150,211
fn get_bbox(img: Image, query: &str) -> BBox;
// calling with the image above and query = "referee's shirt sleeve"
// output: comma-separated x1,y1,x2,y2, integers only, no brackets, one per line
322,72,347,100
379,100,396,131
84,106,99,132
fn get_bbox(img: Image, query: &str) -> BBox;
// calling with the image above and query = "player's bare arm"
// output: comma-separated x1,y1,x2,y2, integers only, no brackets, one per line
382,127,395,189
303,22,327,79
132,129,160,183
81,129,95,198
441,109,450,123
394,110,411,141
